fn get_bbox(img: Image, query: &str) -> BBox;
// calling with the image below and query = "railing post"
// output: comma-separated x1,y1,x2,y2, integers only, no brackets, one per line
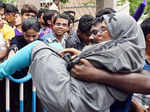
20,83,24,112
6,78,10,112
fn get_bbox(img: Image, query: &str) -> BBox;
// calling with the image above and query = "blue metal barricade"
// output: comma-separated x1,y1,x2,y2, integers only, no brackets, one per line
4,73,47,112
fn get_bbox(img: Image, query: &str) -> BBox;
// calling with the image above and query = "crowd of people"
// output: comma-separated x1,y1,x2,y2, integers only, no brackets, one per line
0,0,150,112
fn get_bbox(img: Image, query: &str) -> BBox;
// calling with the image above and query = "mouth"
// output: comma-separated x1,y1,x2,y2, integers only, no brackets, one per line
57,30,64,34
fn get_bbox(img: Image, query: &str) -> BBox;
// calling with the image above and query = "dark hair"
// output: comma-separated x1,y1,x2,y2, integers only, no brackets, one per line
22,18,41,32
63,10,76,16
63,11,75,24
92,16,104,26
78,14,94,33
141,17,150,39
53,13,71,26
43,10,58,26
96,8,116,18
37,8,47,18
4,3,18,14
21,4,38,16
0,1,5,9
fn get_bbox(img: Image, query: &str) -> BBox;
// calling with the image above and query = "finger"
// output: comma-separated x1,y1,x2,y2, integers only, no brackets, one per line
71,55,77,59
71,68,79,77
73,64,82,70
59,48,75,55
80,59,93,67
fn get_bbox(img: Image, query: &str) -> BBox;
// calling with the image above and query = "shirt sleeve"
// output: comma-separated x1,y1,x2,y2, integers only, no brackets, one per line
0,40,40,78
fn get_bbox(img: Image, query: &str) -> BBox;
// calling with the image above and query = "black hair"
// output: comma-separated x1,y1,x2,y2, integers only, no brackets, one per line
0,1,5,9
78,14,94,33
96,8,116,18
92,16,104,26
63,11,75,24
21,4,38,16
37,8,47,18
141,17,150,39
63,10,76,16
53,13,71,26
43,10,58,26
22,18,41,32
4,3,18,14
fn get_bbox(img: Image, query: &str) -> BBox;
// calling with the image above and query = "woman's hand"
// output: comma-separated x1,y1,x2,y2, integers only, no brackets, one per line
60,48,81,58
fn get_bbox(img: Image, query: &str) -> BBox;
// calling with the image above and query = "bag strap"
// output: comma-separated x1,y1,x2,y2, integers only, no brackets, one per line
32,42,62,61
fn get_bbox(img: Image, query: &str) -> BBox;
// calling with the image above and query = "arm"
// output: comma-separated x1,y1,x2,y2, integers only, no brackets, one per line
0,40,39,78
133,0,146,21
71,59,150,94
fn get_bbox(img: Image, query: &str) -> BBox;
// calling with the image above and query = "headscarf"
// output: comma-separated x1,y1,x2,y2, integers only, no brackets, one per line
71,13,146,73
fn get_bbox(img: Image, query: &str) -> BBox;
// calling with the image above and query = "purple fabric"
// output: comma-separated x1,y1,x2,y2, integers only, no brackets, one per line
133,0,146,21
39,27,52,39
14,28,23,37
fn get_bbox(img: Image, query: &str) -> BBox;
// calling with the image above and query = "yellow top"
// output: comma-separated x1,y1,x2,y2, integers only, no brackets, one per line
0,24,15,41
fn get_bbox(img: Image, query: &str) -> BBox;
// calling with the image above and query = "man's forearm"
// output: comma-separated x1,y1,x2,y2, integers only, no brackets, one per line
93,70,150,94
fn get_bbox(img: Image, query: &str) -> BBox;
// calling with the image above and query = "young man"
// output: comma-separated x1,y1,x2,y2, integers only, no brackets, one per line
4,3,18,27
21,4,38,22
65,14,94,50
42,13,71,48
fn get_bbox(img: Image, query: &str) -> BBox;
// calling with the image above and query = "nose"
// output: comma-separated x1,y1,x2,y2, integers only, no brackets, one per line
28,38,34,42
89,35,94,40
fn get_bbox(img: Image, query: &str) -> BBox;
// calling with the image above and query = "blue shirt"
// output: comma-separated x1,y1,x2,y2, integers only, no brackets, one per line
144,60,150,72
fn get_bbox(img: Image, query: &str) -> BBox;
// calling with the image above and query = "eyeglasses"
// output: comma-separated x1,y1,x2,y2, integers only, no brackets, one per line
55,22,68,27
91,26,108,36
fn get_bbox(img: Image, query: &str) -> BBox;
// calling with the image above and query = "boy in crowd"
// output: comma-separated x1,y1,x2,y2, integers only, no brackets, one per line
4,3,18,27
65,14,94,50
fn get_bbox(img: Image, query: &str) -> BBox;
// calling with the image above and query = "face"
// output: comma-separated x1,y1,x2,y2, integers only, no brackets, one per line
0,8,4,19
77,30,91,43
23,28,39,43
4,12,16,23
53,18,69,37
15,13,22,26
0,15,4,28
90,21,112,43
22,12,36,22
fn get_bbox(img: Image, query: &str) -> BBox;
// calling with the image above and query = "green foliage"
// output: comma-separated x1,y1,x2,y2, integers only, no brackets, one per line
2,0,16,4
60,0,69,4
119,0,150,16
117,0,126,6
129,0,143,15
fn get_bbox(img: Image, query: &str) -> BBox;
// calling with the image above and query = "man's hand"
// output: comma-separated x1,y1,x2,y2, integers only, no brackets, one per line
60,48,81,58
71,59,102,82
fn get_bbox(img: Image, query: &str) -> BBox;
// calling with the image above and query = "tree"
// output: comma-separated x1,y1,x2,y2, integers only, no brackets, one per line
2,0,16,4
120,0,150,16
